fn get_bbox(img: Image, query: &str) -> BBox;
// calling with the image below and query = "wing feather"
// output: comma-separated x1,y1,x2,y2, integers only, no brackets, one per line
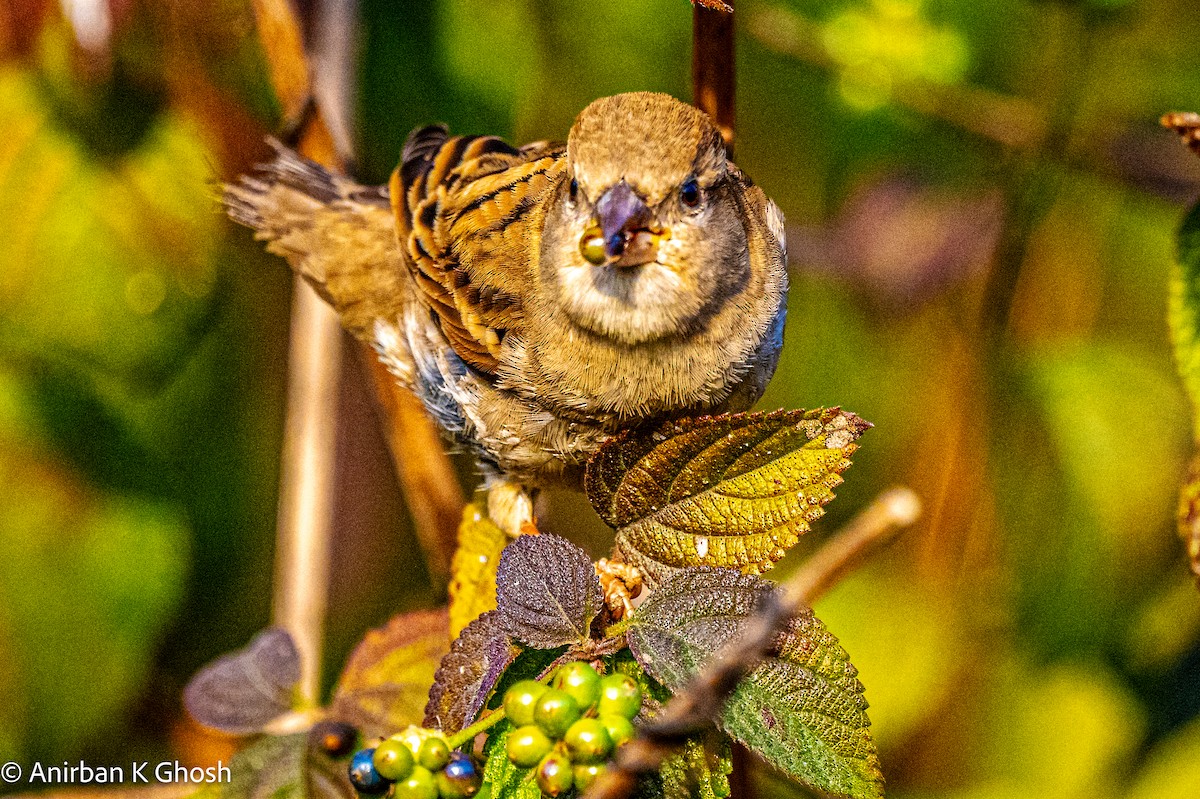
392,129,565,376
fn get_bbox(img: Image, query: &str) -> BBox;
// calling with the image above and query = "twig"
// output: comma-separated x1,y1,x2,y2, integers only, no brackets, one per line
692,0,735,150
272,284,342,708
582,487,922,799
250,0,312,128
978,7,1095,344
251,0,344,709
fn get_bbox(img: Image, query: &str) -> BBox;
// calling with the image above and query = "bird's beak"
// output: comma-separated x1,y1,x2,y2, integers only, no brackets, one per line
592,181,663,266
596,181,650,259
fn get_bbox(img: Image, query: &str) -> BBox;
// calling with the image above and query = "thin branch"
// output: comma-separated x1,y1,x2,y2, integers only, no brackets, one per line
272,285,342,708
582,487,922,799
692,0,735,150
749,4,1200,203
250,0,313,127
251,0,344,709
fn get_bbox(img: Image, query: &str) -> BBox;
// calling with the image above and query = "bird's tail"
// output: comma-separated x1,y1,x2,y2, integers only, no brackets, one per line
223,141,406,341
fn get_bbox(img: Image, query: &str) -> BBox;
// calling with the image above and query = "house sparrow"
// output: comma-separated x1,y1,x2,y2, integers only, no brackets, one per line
226,92,788,533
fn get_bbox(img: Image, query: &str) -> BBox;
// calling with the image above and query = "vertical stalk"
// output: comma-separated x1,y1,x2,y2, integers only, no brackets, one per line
250,0,344,708
692,0,736,151
272,284,342,706
694,2,742,792
361,351,463,595
979,7,1095,346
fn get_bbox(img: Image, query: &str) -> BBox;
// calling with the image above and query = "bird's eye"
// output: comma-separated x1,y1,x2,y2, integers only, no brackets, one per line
569,178,579,203
680,178,701,208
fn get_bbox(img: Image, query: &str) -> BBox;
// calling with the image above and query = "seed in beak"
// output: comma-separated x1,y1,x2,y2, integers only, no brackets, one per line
579,226,606,265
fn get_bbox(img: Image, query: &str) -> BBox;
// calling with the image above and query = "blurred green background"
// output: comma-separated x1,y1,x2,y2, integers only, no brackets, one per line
2,0,1200,797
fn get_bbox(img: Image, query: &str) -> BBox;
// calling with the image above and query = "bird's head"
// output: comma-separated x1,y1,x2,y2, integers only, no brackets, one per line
539,92,750,345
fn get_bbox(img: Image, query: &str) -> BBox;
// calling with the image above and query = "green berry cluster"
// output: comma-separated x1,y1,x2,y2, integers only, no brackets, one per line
501,662,643,796
349,727,481,799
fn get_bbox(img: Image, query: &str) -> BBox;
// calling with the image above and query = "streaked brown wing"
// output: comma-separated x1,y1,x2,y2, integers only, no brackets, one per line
391,128,565,376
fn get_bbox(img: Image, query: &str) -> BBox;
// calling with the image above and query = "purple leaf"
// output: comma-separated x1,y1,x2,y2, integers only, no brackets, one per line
495,533,603,648
184,627,300,735
424,611,518,733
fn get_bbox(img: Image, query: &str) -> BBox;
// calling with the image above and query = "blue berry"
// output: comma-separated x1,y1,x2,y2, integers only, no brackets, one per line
348,748,389,795
436,751,482,798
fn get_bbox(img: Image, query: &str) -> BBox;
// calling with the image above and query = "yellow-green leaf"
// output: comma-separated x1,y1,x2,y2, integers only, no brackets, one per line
585,409,869,584
1178,453,1200,585
660,737,734,799
328,609,450,739
448,502,507,637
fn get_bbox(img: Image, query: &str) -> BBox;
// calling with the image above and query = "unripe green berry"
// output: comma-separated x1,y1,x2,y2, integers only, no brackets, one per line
573,763,605,792
551,661,601,709
372,737,415,781
502,680,548,727
417,736,451,771
597,673,643,719
535,751,574,797
600,714,636,748
563,718,613,764
534,689,582,739
506,725,553,768
393,766,438,799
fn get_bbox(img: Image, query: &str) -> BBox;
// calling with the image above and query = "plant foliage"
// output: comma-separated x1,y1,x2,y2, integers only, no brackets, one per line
628,568,883,799
186,409,877,799
586,408,869,583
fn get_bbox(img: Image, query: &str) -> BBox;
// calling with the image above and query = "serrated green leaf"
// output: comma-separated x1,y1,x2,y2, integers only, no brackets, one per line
660,737,733,799
585,409,869,584
329,609,450,739
450,502,507,637
425,611,519,733
1170,200,1200,583
1179,453,1200,583
627,568,883,799
480,722,542,799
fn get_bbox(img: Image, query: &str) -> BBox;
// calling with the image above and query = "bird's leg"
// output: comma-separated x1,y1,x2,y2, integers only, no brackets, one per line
486,480,537,537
